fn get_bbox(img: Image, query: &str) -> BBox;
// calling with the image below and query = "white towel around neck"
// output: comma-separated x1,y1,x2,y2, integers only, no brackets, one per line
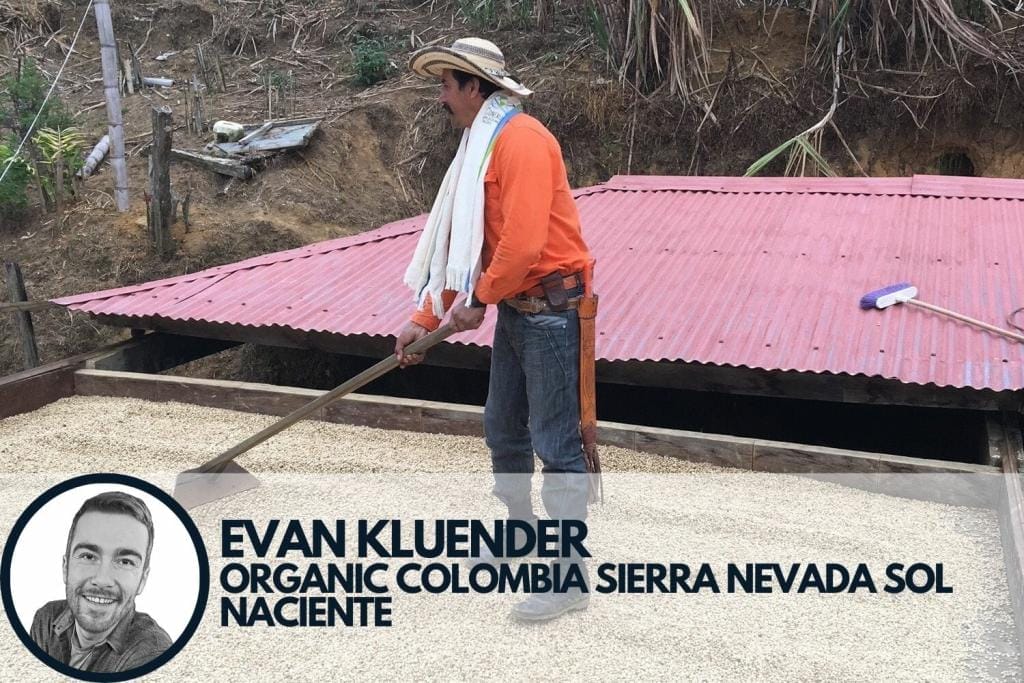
404,92,522,317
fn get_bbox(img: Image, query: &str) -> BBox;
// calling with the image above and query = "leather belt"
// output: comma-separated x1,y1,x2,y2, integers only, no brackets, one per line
504,296,582,315
521,272,583,299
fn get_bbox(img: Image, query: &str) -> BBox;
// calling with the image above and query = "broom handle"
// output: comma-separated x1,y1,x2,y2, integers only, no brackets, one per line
905,299,1024,344
198,323,457,473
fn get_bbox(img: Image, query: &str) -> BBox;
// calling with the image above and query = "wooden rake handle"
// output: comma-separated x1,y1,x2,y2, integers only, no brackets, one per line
197,322,457,474
905,299,1024,345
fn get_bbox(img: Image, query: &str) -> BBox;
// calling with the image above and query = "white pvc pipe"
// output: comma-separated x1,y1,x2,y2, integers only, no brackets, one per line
78,135,110,178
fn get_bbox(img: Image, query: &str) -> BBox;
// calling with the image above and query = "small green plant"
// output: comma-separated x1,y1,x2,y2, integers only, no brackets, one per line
353,36,394,86
587,1,610,53
458,0,536,28
32,126,84,193
0,58,72,141
0,142,34,224
459,0,497,26
0,58,75,218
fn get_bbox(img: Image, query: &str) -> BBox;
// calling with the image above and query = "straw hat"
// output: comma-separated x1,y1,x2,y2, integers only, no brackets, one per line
409,37,533,97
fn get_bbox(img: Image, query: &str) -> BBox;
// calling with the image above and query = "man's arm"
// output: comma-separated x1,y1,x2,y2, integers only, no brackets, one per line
473,127,554,305
409,290,458,331
398,289,457,367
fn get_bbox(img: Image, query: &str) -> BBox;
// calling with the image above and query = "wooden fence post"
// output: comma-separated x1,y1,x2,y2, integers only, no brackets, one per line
4,262,40,369
147,106,174,257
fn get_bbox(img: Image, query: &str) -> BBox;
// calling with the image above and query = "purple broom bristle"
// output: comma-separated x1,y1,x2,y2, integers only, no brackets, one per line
859,282,912,309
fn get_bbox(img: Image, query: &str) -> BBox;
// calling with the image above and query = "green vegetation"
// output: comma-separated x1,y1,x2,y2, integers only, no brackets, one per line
0,58,75,219
1,58,72,140
33,126,84,194
590,0,710,101
0,142,33,223
353,36,395,86
457,0,537,29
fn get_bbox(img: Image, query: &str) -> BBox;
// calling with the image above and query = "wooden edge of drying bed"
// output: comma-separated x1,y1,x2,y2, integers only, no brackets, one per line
68,369,999,507
996,423,1024,673
0,337,145,420
0,333,239,421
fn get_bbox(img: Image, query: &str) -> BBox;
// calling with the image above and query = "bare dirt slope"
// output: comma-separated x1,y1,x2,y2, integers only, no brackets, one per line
2,1,1023,378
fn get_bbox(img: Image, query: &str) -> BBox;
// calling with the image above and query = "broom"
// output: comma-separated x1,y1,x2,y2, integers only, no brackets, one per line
859,282,1024,344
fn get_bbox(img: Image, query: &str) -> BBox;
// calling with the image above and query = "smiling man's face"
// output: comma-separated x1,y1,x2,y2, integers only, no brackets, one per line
63,511,150,639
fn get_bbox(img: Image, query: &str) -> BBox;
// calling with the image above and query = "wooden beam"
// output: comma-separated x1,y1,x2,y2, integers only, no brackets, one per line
4,262,40,369
597,358,1020,412
87,333,239,373
170,149,254,179
73,369,996,482
0,367,75,420
0,300,56,313
126,39,143,91
87,314,493,370
986,414,1006,468
0,336,157,419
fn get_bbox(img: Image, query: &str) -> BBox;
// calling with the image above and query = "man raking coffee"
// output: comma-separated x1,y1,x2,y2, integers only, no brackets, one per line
394,37,599,622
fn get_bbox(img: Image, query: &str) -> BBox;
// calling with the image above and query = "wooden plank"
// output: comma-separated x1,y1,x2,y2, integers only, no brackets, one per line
69,369,1008,510
170,149,254,179
874,452,994,474
597,359,1018,412
753,440,880,473
0,336,155,419
986,414,1005,467
631,424,753,469
323,393,424,432
237,121,273,145
595,421,636,451
420,401,484,437
86,333,239,373
0,367,75,420
70,369,999,480
75,370,321,418
4,262,40,369
126,39,143,90
214,120,320,155
1,337,132,386
0,300,56,313
88,314,495,371
997,416,1024,671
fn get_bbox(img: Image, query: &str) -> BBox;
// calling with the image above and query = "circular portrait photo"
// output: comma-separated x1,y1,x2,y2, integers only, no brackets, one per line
1,474,209,682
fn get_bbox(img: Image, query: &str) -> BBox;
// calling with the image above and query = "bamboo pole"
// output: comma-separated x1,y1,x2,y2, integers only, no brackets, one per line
94,0,130,211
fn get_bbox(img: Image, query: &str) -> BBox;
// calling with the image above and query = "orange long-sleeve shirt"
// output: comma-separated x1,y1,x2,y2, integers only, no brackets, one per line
410,114,591,331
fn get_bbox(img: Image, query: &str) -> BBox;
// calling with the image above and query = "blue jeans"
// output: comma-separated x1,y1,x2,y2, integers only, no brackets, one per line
485,301,589,524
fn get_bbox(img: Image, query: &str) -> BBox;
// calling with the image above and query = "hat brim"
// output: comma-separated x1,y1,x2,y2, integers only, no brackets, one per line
409,46,533,97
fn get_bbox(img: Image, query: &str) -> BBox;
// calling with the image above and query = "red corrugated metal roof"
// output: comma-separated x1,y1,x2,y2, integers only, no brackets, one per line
55,175,1024,392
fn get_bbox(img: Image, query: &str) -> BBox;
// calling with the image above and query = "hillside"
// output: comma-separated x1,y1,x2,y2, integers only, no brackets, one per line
2,0,1023,379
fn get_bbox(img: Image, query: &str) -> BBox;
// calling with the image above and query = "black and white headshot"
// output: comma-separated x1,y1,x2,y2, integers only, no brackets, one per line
4,480,205,678
29,491,171,672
